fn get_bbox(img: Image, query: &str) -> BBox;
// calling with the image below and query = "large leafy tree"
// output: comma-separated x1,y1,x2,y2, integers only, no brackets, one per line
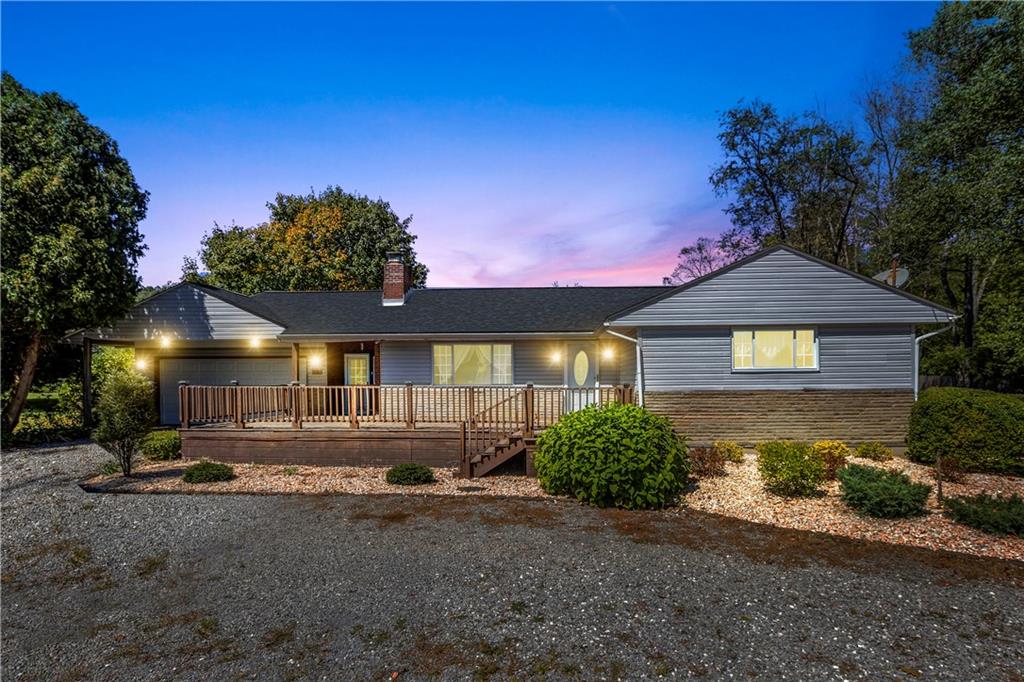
1,73,149,431
188,187,428,294
888,1,1023,381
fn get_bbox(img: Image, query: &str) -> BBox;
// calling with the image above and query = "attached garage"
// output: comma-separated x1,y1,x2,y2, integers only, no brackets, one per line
159,357,301,424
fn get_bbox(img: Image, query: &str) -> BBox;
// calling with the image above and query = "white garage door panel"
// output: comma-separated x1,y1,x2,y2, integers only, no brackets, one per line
159,358,301,424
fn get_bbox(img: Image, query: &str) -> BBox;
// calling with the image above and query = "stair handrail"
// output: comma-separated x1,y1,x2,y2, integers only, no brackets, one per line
459,388,525,477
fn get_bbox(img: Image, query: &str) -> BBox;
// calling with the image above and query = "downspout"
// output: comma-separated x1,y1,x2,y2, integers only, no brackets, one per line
914,317,959,401
603,325,644,407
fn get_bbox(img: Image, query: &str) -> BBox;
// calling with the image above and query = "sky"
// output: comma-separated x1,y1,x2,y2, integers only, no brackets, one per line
2,2,939,288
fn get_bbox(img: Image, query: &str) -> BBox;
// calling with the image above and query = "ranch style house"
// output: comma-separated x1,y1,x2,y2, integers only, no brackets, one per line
66,246,956,477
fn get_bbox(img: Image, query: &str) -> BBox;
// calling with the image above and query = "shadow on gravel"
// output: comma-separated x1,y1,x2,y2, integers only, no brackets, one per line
342,494,1024,588
82,466,188,492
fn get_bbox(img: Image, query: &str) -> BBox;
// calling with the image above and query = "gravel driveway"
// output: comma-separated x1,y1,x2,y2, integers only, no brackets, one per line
3,444,1023,681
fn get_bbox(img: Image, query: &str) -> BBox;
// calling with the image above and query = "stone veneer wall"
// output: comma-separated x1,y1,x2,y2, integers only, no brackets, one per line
644,390,914,447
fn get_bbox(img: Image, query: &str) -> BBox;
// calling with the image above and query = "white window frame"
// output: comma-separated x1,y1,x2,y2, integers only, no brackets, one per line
731,327,819,372
431,343,515,385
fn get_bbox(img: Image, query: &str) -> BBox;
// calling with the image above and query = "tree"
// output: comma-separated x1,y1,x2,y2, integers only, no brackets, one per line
1,73,149,432
707,101,872,269
92,371,154,477
188,187,428,294
664,236,739,284
888,2,1024,381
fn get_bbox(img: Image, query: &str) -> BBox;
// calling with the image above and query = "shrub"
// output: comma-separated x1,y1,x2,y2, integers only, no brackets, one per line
713,440,745,464
907,388,1024,475
99,459,122,476
855,441,894,462
140,430,181,460
92,372,155,477
385,462,436,485
811,440,850,480
944,494,1024,536
534,403,689,510
182,460,235,484
837,464,931,518
755,441,825,497
689,446,726,478
7,412,87,446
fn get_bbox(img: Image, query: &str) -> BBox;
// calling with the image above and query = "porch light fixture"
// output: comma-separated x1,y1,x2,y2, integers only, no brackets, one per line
309,354,324,371
135,358,148,371
602,347,614,360
160,336,171,349
550,350,562,364
249,336,261,349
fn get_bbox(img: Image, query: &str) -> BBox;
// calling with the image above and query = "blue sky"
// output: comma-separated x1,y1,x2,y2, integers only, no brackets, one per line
2,2,938,287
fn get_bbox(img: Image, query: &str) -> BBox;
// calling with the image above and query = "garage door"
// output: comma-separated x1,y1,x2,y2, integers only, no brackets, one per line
159,358,300,424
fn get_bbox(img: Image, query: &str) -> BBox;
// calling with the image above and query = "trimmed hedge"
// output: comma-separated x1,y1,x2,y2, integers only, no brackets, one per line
140,430,181,460
756,441,825,497
943,494,1024,536
182,461,235,484
534,403,689,510
907,388,1024,475
837,464,930,518
385,462,436,485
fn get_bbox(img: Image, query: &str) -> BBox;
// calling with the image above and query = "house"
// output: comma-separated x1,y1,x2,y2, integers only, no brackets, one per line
67,246,955,475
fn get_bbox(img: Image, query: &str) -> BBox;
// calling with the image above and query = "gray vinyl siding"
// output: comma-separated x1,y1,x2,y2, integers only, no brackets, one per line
87,285,284,341
514,341,564,385
613,249,951,326
640,325,914,391
379,342,433,384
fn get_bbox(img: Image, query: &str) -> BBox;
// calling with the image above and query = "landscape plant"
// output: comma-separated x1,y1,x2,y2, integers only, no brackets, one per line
943,494,1024,536
385,462,436,486
855,442,894,462
837,464,931,518
139,430,181,460
811,440,850,480
755,441,825,497
534,403,689,510
182,460,235,484
713,440,745,463
689,446,726,478
91,372,155,477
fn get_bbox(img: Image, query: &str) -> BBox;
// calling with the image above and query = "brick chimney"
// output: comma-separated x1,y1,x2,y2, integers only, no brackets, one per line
382,251,412,305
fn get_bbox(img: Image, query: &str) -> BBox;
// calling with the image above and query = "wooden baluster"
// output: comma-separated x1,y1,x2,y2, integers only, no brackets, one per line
524,384,534,437
349,386,358,428
405,382,414,429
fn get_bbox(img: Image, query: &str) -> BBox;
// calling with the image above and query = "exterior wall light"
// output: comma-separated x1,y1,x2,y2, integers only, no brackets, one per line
550,350,562,364
135,358,148,371
160,336,172,349
309,354,324,371
249,336,261,349
602,347,614,360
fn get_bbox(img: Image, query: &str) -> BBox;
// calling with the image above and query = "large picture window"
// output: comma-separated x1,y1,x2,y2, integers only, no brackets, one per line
432,344,513,384
732,329,817,371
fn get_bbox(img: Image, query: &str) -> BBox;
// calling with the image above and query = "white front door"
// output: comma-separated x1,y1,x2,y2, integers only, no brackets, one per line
564,342,598,411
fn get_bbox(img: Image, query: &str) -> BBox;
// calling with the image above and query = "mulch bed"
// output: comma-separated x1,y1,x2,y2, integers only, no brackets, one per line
83,455,1024,562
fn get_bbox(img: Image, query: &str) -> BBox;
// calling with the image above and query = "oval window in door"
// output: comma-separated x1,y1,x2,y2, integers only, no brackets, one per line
573,350,589,386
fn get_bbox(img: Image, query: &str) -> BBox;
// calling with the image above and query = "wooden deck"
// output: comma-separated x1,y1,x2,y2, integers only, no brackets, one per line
178,383,635,475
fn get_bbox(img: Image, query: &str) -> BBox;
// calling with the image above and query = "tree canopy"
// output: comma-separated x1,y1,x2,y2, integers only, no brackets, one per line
1,72,149,431
186,187,428,294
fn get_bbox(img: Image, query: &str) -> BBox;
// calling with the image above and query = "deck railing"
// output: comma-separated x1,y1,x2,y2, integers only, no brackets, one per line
178,382,634,431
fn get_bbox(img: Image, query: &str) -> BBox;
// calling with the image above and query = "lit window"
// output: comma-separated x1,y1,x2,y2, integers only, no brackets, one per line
433,344,513,385
732,329,817,370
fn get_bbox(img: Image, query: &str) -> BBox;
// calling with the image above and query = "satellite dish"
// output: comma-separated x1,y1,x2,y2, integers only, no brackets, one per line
872,267,910,288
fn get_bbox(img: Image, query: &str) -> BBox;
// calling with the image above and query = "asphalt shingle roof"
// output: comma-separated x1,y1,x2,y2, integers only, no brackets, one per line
249,287,668,335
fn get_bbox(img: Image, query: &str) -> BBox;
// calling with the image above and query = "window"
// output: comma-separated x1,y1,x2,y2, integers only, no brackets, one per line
732,329,817,371
432,344,513,384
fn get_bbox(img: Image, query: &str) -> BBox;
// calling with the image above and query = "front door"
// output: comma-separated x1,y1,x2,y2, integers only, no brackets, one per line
564,342,598,411
344,353,372,416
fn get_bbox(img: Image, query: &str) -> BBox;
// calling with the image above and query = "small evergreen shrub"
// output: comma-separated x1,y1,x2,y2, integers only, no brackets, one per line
385,462,436,485
907,388,1024,475
837,464,931,518
282,466,299,477
534,403,689,510
92,372,156,477
689,446,726,478
855,441,894,462
140,430,181,460
812,440,850,480
756,441,825,497
182,460,235,484
713,440,745,464
944,494,1024,536
8,412,87,446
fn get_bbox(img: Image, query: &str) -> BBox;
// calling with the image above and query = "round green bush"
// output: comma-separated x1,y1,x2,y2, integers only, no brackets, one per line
385,462,436,485
907,388,1024,475
944,493,1024,536
140,430,181,460
534,403,689,510
182,460,235,484
855,441,894,462
837,464,931,518
756,441,825,497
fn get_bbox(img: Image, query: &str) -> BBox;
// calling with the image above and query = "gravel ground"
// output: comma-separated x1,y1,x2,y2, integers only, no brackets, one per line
3,444,1024,681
